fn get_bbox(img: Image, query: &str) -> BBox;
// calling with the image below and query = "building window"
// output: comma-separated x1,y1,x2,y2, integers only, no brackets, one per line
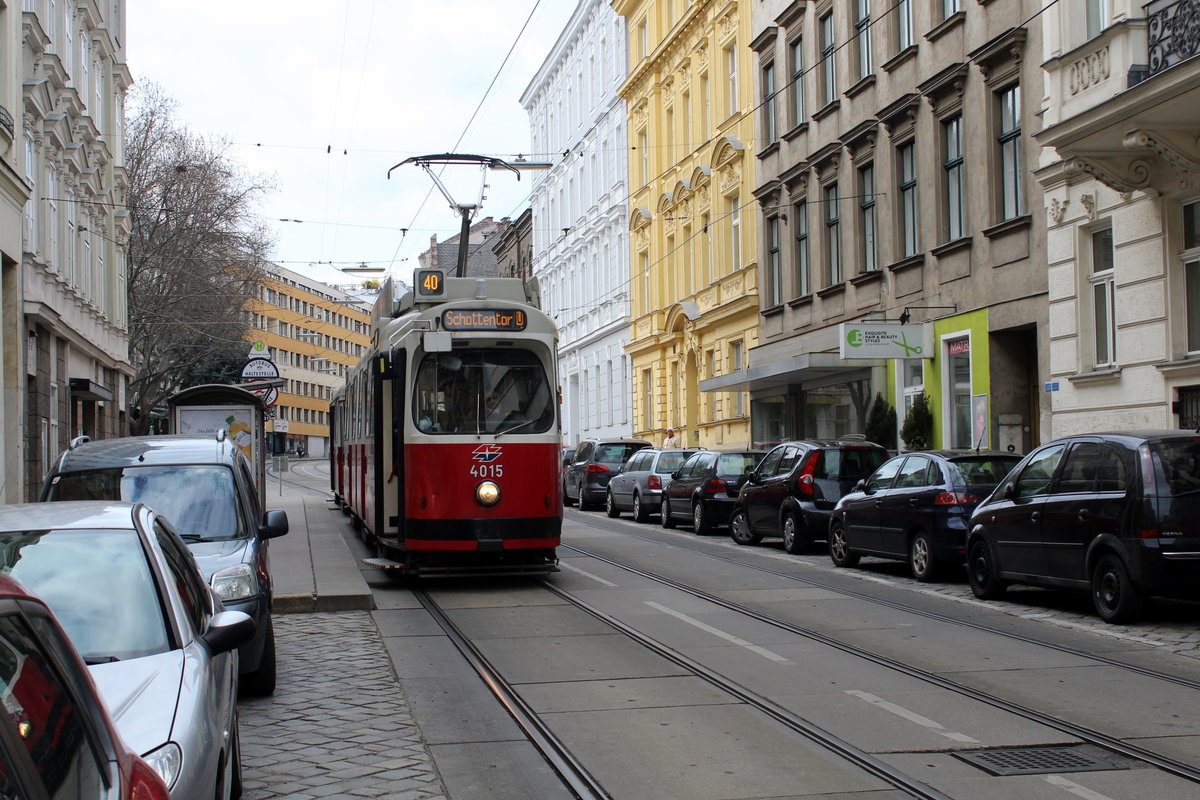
642,369,654,431
998,85,1023,221
1185,201,1200,352
855,0,873,80
701,212,712,284
730,340,746,417
944,0,962,20
898,142,918,258
762,61,777,145
859,165,877,272
726,44,739,117
790,39,805,127
1090,227,1116,366
825,183,842,285
1086,0,1109,38
820,12,837,106
641,251,651,315
639,130,648,185
639,20,648,58
944,115,965,242
794,200,810,296
729,195,740,272
897,0,913,51
766,216,782,306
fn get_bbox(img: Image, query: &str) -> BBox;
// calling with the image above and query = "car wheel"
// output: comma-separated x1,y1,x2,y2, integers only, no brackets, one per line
967,539,1006,600
605,490,621,518
828,521,860,567
729,509,762,546
692,501,711,534
1092,553,1143,623
240,616,277,697
633,492,650,523
660,497,677,528
782,512,807,555
909,530,939,582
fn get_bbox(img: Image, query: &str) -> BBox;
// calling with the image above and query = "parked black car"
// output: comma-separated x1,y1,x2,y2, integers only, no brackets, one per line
829,450,1023,580
563,438,652,510
606,448,698,522
730,439,890,553
41,433,287,695
966,430,1200,622
661,449,766,533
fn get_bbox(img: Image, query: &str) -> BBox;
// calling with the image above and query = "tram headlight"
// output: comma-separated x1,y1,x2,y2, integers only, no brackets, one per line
475,480,501,507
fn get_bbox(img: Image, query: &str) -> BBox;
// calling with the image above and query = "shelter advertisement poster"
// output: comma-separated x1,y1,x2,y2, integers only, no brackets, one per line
176,405,257,468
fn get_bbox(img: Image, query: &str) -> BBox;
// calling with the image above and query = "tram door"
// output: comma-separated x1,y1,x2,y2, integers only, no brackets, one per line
383,350,405,538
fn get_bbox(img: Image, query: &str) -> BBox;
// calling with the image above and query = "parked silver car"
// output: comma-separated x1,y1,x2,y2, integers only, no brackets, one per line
0,501,254,800
606,448,699,522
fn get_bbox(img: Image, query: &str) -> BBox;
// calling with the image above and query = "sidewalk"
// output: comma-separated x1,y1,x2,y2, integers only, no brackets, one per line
267,494,375,613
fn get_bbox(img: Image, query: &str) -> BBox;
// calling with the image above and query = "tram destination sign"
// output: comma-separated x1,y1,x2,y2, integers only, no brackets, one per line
441,308,528,332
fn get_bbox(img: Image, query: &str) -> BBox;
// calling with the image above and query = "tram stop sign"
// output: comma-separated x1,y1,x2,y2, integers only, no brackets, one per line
241,357,280,407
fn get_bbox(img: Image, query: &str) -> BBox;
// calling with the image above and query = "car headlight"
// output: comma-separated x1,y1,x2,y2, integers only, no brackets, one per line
475,481,500,506
143,742,182,789
211,563,257,602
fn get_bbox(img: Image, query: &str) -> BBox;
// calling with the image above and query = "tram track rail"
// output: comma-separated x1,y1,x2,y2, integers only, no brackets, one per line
559,539,1200,786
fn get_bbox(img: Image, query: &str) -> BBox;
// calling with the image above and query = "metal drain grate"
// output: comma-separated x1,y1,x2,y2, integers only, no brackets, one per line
953,746,1126,776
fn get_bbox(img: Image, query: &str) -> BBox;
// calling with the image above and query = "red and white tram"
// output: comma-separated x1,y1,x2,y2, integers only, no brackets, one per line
330,270,561,576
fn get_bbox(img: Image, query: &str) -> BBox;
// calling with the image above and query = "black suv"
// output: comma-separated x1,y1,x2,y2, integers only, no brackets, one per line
729,438,889,553
967,430,1200,623
564,438,652,510
41,433,288,695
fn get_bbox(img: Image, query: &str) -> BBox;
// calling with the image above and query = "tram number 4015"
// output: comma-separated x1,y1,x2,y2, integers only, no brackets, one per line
470,463,504,478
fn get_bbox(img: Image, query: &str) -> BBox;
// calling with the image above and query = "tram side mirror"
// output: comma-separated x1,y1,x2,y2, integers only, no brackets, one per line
424,331,452,352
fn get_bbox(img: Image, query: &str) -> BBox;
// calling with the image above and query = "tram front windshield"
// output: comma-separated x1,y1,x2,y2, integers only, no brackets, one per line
414,348,554,435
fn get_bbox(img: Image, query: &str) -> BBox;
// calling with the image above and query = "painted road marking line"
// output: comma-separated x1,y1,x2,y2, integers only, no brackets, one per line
1044,776,1115,800
559,561,618,587
645,601,791,663
845,690,979,743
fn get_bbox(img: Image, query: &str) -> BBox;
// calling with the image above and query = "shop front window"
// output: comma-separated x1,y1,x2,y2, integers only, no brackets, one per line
947,339,972,448
803,378,872,440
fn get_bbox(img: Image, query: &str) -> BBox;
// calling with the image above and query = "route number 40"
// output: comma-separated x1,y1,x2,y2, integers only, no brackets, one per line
470,463,503,478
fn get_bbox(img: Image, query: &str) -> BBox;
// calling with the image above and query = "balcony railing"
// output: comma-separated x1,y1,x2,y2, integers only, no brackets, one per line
0,105,13,140
1147,0,1200,76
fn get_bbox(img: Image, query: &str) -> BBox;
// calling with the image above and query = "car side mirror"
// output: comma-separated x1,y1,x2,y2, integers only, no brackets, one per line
747,470,759,484
261,509,289,539
671,470,681,480
854,478,867,492
202,610,256,655
1002,482,1017,500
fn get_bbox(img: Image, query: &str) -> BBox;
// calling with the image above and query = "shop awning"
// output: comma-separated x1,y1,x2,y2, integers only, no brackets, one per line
700,352,883,393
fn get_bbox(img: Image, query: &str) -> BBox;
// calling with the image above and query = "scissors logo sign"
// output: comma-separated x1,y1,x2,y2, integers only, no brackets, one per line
840,322,932,359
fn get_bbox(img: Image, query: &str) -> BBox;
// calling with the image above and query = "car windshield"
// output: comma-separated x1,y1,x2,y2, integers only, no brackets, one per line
1150,438,1200,496
716,453,761,479
0,529,169,661
816,448,888,480
413,347,554,435
655,452,692,473
45,466,242,539
595,444,644,466
949,456,1023,489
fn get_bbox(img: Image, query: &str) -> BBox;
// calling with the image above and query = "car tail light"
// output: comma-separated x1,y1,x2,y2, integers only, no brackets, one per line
648,475,662,490
128,757,171,800
703,478,729,495
935,492,980,505
796,452,820,496
586,463,609,474
1139,529,1161,539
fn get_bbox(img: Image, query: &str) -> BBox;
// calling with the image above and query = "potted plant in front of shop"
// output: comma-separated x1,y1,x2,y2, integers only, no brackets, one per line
900,392,933,451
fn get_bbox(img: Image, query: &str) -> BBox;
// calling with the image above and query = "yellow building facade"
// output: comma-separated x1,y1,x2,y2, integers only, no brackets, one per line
614,0,760,449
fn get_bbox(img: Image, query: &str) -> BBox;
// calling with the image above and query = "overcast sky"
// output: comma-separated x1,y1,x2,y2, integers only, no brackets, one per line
127,1,577,290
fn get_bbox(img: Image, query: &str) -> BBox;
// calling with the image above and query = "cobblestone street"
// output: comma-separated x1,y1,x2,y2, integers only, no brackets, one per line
238,612,448,800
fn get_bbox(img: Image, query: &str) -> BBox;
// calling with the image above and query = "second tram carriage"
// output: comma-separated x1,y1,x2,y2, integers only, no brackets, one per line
330,270,561,576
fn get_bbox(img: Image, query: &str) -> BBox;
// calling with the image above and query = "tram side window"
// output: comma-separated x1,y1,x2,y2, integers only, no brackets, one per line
414,348,553,434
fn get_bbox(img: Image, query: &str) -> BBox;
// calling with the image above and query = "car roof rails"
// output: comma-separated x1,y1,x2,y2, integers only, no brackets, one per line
68,435,90,450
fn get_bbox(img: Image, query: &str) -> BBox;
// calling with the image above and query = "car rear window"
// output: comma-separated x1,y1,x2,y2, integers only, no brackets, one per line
949,456,1022,489
595,444,644,466
46,465,243,539
655,452,692,473
716,453,761,479
816,447,888,480
1150,438,1200,496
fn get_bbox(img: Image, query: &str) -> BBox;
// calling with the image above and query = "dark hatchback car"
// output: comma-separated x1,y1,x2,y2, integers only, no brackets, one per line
41,433,287,695
661,449,766,533
967,430,1200,623
606,448,698,522
564,438,652,510
729,439,890,553
829,450,1023,581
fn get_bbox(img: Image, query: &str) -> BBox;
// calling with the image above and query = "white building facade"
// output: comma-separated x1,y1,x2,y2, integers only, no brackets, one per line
521,0,632,447
19,0,132,501
1036,0,1200,433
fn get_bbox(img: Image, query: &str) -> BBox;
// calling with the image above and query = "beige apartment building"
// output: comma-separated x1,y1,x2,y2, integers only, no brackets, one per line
739,0,1050,451
613,0,761,449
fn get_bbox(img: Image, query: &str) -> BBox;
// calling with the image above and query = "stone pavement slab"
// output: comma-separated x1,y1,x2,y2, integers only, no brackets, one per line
268,495,374,613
